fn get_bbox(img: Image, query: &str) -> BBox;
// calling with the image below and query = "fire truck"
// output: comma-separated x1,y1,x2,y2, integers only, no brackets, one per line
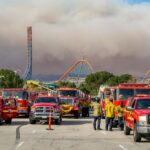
29,95,62,125
2,89,31,117
0,97,18,125
111,84,150,106
57,87,84,118
99,84,150,119
124,95,150,142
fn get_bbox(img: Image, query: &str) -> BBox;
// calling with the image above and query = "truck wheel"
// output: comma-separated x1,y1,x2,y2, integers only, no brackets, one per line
29,115,36,124
133,123,141,142
124,123,130,135
5,119,12,124
55,116,62,125
29,118,36,124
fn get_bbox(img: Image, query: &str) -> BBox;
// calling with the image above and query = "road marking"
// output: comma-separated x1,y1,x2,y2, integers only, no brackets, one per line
32,130,36,134
118,144,128,150
100,131,107,135
16,141,24,149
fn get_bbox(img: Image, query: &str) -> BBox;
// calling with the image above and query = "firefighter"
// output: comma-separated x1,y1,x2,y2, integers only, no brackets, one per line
116,102,124,130
81,100,86,117
105,98,115,131
91,98,102,130
104,88,111,106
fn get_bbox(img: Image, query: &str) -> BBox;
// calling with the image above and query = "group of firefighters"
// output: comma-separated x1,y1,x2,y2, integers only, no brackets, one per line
91,91,124,131
79,90,124,131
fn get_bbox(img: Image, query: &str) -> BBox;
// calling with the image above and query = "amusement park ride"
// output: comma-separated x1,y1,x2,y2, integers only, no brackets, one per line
23,26,32,80
141,70,150,83
23,26,94,84
21,26,150,85
58,59,94,84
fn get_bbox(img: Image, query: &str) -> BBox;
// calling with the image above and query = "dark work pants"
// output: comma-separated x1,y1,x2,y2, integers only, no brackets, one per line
118,117,124,130
105,117,113,131
82,107,86,117
85,107,89,117
82,107,89,117
93,116,101,130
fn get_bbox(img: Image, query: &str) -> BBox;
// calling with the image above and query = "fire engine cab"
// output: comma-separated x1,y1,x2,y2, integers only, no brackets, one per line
57,87,82,118
0,97,17,124
2,89,31,117
99,84,150,119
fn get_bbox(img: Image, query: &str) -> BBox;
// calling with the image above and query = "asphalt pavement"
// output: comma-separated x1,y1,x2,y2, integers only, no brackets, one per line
0,117,150,150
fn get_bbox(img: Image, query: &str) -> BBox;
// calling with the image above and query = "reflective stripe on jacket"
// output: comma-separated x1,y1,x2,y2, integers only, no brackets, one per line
116,106,124,117
105,102,115,118
91,102,101,117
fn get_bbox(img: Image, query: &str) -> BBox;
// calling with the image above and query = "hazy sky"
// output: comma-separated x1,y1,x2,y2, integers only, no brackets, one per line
0,0,150,76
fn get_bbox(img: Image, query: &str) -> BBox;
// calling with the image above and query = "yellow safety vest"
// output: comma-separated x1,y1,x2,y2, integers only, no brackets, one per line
105,102,115,118
91,102,101,117
116,106,124,117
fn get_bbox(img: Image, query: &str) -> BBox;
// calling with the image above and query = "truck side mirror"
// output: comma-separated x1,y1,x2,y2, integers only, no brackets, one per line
126,106,134,111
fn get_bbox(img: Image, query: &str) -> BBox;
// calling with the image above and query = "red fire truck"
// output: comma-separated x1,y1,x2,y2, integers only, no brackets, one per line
57,87,83,118
124,95,150,142
100,84,150,119
2,89,31,117
111,84,150,107
0,97,18,124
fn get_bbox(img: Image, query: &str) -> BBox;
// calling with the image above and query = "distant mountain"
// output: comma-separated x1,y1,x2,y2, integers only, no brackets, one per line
32,74,61,82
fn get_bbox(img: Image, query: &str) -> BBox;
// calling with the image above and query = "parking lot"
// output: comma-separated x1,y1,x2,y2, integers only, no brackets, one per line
0,117,150,150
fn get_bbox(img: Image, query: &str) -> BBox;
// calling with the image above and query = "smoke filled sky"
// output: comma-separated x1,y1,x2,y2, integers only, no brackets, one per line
0,0,150,77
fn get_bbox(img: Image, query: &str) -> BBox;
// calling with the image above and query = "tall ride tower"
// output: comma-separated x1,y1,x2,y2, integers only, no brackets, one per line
23,26,32,80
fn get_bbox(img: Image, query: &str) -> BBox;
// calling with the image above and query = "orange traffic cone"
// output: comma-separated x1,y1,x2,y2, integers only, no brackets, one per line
46,111,53,130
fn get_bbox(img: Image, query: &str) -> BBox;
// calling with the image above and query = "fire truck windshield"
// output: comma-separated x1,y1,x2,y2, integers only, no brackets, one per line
136,99,150,109
60,98,74,105
135,89,150,95
14,92,28,100
2,91,12,98
118,89,134,100
36,97,57,104
59,90,78,97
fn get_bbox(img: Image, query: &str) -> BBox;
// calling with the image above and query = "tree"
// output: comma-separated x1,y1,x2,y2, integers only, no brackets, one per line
79,71,133,96
84,71,114,95
57,81,76,88
0,69,24,88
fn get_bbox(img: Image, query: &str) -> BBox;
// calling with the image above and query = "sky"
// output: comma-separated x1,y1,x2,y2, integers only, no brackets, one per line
127,0,150,4
0,0,150,77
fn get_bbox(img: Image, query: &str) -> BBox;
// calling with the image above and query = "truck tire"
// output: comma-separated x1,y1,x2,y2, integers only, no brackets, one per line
5,119,12,124
124,122,130,135
29,118,36,124
133,123,141,142
55,116,62,125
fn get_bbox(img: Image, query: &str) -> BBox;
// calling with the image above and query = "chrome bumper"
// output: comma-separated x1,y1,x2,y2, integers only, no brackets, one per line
32,112,60,120
137,125,150,134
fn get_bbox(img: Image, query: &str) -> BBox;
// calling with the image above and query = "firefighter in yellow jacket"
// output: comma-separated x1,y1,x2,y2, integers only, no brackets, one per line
116,102,124,130
105,98,115,131
91,98,102,130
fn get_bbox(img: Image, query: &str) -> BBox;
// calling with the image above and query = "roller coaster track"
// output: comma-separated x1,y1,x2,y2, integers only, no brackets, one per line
142,70,150,83
58,59,94,81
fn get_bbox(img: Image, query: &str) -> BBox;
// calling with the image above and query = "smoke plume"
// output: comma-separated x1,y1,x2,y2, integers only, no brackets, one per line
0,0,150,77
